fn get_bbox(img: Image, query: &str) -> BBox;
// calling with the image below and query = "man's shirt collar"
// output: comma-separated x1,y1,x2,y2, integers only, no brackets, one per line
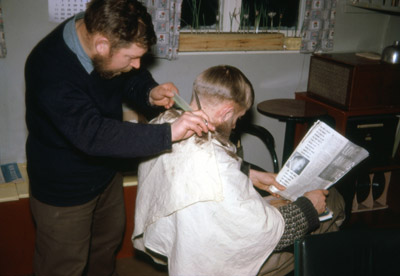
63,12,94,74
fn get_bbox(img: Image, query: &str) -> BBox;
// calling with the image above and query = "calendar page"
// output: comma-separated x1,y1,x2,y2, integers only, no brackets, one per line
48,0,89,23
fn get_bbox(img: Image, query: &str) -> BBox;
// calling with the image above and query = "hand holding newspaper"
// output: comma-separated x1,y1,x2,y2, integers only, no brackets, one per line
270,120,369,202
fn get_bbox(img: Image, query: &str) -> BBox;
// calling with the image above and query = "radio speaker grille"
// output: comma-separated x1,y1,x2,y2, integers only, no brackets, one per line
308,58,351,106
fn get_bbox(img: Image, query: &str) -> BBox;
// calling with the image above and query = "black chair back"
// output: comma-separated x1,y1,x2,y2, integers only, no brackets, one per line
294,228,400,276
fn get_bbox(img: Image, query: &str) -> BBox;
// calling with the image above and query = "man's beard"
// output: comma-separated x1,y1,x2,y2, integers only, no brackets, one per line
92,54,123,79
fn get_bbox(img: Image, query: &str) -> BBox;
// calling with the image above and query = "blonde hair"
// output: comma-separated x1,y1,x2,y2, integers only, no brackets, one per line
192,65,254,110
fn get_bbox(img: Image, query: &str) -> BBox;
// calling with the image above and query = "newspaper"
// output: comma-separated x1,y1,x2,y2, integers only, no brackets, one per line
270,120,369,202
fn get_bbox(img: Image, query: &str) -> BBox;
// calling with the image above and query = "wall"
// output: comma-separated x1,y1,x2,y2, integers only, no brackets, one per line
383,15,400,47
0,0,57,165
0,0,399,171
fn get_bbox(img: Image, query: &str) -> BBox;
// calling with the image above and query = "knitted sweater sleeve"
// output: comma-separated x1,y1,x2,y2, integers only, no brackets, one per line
238,159,320,251
274,197,320,251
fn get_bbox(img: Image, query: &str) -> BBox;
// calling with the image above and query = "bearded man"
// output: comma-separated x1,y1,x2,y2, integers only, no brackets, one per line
25,1,213,275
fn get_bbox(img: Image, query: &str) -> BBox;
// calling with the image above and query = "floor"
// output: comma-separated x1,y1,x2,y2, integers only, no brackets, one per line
116,253,295,276
116,252,168,276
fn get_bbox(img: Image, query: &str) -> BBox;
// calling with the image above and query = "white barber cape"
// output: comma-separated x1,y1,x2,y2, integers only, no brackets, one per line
133,110,285,276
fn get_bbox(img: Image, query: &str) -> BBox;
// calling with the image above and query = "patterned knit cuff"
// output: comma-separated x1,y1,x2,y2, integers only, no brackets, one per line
293,196,320,232
275,202,309,250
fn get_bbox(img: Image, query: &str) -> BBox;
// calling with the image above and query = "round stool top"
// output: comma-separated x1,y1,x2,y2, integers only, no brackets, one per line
257,99,328,122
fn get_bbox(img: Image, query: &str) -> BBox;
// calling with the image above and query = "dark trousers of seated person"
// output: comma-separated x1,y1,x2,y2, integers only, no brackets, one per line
30,173,125,276
257,187,345,276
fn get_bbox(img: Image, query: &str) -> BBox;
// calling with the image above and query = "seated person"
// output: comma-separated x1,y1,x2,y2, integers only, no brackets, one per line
132,65,345,276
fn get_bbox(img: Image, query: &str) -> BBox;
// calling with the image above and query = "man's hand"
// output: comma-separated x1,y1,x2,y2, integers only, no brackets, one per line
170,110,215,142
304,189,329,214
149,82,177,109
249,169,286,197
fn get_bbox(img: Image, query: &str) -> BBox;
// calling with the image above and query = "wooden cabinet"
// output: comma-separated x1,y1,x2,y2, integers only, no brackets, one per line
0,198,35,276
295,92,400,135
0,181,138,276
295,92,400,216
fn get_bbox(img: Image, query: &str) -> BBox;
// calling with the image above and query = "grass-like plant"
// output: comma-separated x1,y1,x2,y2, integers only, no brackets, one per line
185,0,201,32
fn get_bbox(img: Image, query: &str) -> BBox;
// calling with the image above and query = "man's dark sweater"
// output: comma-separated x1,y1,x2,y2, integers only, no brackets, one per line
25,21,171,206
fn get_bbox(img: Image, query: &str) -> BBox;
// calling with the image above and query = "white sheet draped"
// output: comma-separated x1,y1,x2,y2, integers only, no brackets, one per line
133,110,285,276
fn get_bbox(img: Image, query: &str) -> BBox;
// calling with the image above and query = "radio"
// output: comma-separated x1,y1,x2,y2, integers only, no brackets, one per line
307,53,400,110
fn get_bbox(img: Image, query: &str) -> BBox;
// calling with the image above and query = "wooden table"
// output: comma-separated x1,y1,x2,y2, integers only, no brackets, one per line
257,98,328,164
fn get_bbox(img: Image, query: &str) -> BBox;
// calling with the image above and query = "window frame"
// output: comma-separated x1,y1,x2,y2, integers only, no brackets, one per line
180,0,306,35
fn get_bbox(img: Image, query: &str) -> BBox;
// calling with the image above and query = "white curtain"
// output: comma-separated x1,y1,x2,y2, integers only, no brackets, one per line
300,0,336,53
141,0,182,60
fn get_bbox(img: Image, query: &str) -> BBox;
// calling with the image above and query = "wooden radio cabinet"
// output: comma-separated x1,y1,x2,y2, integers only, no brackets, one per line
307,53,400,111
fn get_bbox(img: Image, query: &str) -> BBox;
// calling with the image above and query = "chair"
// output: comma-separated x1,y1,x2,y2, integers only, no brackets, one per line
230,123,279,173
294,228,400,276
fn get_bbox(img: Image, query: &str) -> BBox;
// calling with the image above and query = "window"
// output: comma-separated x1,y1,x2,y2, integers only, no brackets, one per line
180,0,302,35
180,0,219,31
178,0,303,52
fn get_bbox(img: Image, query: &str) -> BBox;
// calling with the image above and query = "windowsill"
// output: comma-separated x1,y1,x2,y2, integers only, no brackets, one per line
177,50,301,56
178,33,301,52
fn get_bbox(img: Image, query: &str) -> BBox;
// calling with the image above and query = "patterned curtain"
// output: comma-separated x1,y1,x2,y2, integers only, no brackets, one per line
0,0,6,58
141,0,182,60
300,0,337,53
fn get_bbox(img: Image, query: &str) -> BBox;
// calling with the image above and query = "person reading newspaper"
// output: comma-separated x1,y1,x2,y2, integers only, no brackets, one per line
132,65,345,276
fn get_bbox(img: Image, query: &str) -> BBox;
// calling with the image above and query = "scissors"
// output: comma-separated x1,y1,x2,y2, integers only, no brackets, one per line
194,90,208,126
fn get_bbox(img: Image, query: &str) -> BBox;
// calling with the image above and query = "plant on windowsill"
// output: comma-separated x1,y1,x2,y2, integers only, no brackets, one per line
178,3,301,52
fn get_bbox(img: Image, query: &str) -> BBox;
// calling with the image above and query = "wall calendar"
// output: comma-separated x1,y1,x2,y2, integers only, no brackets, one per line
48,0,89,23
